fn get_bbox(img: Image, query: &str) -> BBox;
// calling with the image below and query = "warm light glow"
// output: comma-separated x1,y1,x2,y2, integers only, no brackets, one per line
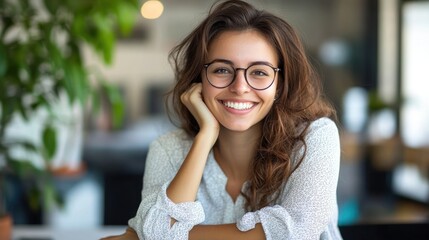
140,0,164,19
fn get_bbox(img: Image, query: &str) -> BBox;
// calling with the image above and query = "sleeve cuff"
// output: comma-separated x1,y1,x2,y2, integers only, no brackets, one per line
236,205,284,231
156,182,205,227
237,210,261,231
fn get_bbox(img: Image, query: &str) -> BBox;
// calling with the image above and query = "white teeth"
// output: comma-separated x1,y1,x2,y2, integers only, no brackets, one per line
223,101,254,110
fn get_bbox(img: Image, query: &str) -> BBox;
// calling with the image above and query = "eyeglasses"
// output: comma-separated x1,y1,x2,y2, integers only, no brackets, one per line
203,60,281,90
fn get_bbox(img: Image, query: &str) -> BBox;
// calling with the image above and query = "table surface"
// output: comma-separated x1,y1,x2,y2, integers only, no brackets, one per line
12,226,127,240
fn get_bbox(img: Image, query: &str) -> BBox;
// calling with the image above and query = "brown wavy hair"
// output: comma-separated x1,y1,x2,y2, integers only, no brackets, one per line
167,0,336,211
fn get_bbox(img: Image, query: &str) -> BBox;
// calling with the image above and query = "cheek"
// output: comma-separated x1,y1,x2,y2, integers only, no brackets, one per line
260,88,277,113
265,82,278,102
201,82,219,111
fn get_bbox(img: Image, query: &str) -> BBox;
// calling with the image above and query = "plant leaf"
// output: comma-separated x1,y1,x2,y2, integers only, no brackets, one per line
104,83,124,129
8,158,42,177
43,182,60,209
12,140,38,153
28,185,42,211
115,2,138,35
0,44,7,77
42,125,56,161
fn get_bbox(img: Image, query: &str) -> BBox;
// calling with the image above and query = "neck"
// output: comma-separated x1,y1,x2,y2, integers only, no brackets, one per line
214,125,261,181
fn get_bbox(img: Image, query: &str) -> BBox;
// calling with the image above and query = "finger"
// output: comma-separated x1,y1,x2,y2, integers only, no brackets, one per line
181,83,202,105
181,83,195,102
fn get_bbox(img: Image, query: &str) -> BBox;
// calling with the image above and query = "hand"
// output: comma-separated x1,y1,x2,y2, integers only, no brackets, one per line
181,83,219,145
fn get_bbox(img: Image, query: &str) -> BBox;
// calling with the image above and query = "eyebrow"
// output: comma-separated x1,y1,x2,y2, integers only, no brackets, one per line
208,58,277,67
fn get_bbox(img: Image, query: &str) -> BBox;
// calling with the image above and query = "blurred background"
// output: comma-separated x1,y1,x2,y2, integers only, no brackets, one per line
1,0,428,238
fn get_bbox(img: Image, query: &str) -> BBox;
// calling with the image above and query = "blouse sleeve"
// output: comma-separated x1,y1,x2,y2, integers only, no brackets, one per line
128,135,205,240
236,118,341,240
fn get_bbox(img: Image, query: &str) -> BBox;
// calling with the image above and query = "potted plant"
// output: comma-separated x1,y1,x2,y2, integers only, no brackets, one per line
0,0,138,237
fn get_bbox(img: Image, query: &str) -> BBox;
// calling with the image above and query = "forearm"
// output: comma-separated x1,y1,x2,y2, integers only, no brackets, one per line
100,227,139,240
189,223,266,240
167,133,214,203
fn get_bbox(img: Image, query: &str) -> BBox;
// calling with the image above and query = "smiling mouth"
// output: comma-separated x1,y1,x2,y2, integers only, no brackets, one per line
222,101,255,110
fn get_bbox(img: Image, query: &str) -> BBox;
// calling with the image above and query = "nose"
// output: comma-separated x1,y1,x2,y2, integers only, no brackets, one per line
229,68,250,94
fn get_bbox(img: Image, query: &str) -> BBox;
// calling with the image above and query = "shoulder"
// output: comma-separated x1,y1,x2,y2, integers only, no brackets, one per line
309,117,338,130
148,129,193,160
151,128,193,150
306,117,339,140
303,117,340,159
293,118,340,162
288,118,340,177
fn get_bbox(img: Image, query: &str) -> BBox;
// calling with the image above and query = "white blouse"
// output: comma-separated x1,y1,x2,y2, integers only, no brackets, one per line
128,117,343,240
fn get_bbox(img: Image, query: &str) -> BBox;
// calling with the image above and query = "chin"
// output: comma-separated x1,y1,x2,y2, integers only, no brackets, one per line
221,121,261,133
226,126,251,132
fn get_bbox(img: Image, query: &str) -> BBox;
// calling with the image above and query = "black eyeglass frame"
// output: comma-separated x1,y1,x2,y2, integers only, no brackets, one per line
203,60,281,91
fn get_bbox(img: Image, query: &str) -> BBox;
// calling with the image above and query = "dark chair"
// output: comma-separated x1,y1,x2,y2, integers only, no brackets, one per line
339,222,429,240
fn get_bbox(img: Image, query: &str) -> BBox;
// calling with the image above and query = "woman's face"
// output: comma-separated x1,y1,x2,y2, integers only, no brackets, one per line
202,29,279,133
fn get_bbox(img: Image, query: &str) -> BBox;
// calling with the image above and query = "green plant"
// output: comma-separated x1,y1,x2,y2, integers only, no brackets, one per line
368,90,390,113
0,0,138,218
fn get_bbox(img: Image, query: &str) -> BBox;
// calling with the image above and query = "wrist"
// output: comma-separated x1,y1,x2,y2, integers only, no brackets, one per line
196,127,219,147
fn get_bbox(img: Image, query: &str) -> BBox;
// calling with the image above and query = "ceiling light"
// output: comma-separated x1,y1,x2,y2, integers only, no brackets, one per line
141,0,164,20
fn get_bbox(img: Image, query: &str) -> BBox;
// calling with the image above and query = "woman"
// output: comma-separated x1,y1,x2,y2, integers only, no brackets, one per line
104,0,342,239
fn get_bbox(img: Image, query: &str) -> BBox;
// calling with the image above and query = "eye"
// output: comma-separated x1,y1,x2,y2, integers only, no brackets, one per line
208,63,234,76
251,70,269,76
213,67,232,75
249,69,270,78
248,65,274,79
